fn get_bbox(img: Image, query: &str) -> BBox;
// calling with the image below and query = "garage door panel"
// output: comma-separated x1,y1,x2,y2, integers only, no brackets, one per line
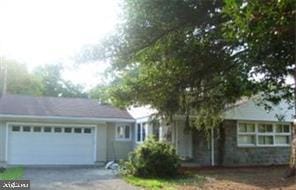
8,125,95,165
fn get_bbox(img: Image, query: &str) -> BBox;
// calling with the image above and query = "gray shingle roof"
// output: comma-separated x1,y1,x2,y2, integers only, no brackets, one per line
0,94,134,120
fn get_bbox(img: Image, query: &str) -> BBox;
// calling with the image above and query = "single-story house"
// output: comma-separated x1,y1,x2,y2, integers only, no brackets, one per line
128,98,294,166
0,94,293,166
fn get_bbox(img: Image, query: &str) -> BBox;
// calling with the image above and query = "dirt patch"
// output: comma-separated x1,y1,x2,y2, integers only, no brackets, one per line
181,166,296,190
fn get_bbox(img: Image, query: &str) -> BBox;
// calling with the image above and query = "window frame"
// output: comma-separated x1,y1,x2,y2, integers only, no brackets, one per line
43,127,52,133
64,127,72,133
11,125,21,132
22,126,31,132
136,122,148,143
115,123,132,141
84,128,92,134
33,126,42,132
237,122,256,146
54,127,62,133
74,128,82,133
237,121,291,147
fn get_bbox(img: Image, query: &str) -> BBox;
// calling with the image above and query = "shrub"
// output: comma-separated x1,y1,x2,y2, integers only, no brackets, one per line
120,138,180,178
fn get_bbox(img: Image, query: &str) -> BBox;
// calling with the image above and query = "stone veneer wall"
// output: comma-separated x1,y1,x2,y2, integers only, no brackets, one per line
192,120,291,166
192,129,220,166
222,120,290,166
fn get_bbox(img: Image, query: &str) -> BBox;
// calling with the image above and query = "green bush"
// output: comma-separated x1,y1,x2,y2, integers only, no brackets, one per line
120,138,180,178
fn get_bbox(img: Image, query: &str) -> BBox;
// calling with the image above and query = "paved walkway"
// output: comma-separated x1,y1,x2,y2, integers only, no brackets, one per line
23,167,138,190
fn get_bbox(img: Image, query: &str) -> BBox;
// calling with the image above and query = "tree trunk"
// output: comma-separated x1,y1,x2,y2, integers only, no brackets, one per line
285,125,296,178
284,68,296,178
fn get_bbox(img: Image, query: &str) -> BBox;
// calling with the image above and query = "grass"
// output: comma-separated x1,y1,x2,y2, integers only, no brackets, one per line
0,167,24,180
124,167,296,190
124,174,206,190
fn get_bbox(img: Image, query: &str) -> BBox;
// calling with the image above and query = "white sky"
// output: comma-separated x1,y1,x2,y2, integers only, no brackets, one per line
0,0,119,89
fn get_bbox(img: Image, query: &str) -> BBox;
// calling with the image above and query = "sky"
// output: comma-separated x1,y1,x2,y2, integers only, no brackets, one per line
0,0,119,89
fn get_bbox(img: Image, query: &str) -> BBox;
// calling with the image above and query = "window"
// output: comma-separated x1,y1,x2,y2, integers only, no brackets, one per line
84,128,92,134
237,122,291,147
276,124,290,133
23,126,31,132
142,123,146,141
163,126,172,142
258,136,273,145
74,128,82,133
12,126,20,132
116,124,131,140
237,123,256,145
238,135,256,145
64,127,72,133
44,127,52,132
258,124,273,133
54,127,62,133
137,124,141,142
152,124,160,140
33,126,41,132
136,122,147,143
275,124,290,145
275,136,290,145
239,123,255,133
257,123,273,145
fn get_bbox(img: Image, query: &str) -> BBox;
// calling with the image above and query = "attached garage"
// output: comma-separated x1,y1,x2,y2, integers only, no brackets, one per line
7,124,96,165
0,94,135,166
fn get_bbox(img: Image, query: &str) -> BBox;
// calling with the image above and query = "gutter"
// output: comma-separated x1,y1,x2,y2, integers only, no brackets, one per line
0,114,135,123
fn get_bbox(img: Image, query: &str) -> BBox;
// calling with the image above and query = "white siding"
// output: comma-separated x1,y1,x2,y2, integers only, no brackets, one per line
106,122,134,160
96,123,107,162
224,100,295,122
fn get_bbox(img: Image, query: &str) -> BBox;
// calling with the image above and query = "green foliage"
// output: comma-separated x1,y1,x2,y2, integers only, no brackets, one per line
0,60,87,98
120,138,180,178
0,59,43,96
86,0,256,129
34,64,87,98
0,167,23,180
89,84,111,103
223,0,295,102
85,0,295,131
124,174,205,190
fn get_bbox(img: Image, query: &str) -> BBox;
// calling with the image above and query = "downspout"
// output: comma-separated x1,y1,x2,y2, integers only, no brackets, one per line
211,128,215,166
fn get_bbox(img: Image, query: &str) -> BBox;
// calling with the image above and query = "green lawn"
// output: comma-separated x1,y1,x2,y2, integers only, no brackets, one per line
124,167,296,190
0,167,24,180
124,174,205,190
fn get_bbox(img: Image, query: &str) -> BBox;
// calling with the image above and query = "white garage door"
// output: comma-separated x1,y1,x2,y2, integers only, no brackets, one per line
8,124,95,165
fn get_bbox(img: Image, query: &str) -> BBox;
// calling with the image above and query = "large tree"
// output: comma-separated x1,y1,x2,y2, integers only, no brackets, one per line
92,0,256,122
223,0,295,177
88,0,295,176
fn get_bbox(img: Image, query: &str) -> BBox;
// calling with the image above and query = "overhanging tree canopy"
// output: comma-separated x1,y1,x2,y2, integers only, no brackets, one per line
92,0,256,128
86,0,295,176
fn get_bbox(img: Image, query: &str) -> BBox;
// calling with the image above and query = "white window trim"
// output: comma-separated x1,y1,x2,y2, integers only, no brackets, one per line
136,122,148,143
237,121,291,147
115,123,132,141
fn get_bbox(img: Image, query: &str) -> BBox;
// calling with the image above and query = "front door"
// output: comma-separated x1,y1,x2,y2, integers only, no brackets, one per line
175,120,192,159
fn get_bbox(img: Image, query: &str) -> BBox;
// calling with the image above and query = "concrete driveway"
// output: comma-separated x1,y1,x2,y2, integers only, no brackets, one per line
23,167,139,190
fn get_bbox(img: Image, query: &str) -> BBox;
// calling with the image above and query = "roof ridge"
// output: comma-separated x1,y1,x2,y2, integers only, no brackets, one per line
2,94,94,101
0,94,134,120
